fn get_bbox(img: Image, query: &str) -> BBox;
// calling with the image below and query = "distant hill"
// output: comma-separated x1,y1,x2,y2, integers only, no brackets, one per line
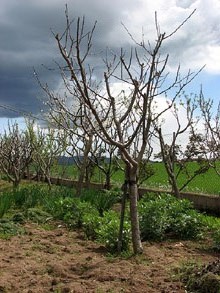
57,156,111,165
57,156,78,165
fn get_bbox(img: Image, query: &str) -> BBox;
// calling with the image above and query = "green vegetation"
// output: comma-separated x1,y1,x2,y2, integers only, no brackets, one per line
139,194,205,241
0,219,25,239
53,160,220,195
0,182,220,256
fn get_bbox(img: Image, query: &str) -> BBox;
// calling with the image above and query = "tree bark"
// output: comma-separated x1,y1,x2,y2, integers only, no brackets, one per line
128,169,143,254
117,180,127,254
76,134,93,196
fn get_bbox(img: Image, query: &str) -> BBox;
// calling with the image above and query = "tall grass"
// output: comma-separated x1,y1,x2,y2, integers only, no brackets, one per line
0,193,13,218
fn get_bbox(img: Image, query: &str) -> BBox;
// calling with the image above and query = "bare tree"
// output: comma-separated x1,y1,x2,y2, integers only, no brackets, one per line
27,122,65,188
197,90,220,176
0,122,33,188
40,7,201,253
89,136,120,189
154,97,209,197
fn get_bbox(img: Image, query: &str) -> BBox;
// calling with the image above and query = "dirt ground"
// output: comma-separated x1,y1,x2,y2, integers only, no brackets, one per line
0,221,219,293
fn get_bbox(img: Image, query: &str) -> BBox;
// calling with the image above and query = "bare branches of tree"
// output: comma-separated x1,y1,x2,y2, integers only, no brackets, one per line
38,7,201,254
0,122,33,188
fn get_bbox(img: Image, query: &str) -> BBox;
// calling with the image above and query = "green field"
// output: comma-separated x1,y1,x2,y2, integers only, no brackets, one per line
52,161,220,195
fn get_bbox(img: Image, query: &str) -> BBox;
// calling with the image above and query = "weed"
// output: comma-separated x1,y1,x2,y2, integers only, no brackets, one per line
175,259,220,293
0,193,13,218
0,219,25,239
25,208,53,224
211,229,220,251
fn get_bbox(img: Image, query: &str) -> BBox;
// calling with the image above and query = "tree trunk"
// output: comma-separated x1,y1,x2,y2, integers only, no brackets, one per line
76,134,93,196
104,172,111,190
128,169,143,254
170,172,181,198
117,180,127,254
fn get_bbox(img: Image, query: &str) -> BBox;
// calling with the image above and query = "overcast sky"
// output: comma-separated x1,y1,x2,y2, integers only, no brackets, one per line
0,0,220,126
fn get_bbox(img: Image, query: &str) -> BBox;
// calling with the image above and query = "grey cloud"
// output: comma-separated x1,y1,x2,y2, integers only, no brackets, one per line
0,0,137,118
176,0,197,9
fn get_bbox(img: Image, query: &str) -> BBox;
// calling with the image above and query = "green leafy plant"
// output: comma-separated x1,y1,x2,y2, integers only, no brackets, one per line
82,209,101,239
0,219,25,239
49,197,77,220
139,194,205,241
95,210,131,253
63,201,95,228
139,198,170,240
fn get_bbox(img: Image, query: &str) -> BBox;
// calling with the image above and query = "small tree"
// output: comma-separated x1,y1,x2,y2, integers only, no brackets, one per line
89,138,120,189
40,7,201,253
0,122,33,188
154,97,209,197
27,122,65,188
196,90,220,176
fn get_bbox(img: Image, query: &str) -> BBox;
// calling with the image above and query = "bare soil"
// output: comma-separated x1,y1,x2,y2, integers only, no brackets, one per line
0,221,219,293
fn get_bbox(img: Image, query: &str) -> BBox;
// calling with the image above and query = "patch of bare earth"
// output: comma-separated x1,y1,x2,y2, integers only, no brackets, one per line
0,222,219,293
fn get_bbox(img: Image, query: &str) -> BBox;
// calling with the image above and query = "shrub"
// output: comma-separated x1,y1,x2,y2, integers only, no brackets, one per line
63,201,95,228
139,198,170,240
169,209,204,239
49,197,77,220
95,210,131,253
82,210,101,239
48,196,95,229
139,194,204,241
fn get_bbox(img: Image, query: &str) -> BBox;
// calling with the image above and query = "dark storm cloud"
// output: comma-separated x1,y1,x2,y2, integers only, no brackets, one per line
0,0,139,118
0,1,61,118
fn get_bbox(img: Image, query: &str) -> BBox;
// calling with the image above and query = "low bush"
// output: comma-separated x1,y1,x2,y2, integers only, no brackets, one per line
47,196,96,229
0,219,25,239
139,194,204,241
95,210,131,253
82,209,101,239
25,208,53,224
63,201,95,228
46,197,76,220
